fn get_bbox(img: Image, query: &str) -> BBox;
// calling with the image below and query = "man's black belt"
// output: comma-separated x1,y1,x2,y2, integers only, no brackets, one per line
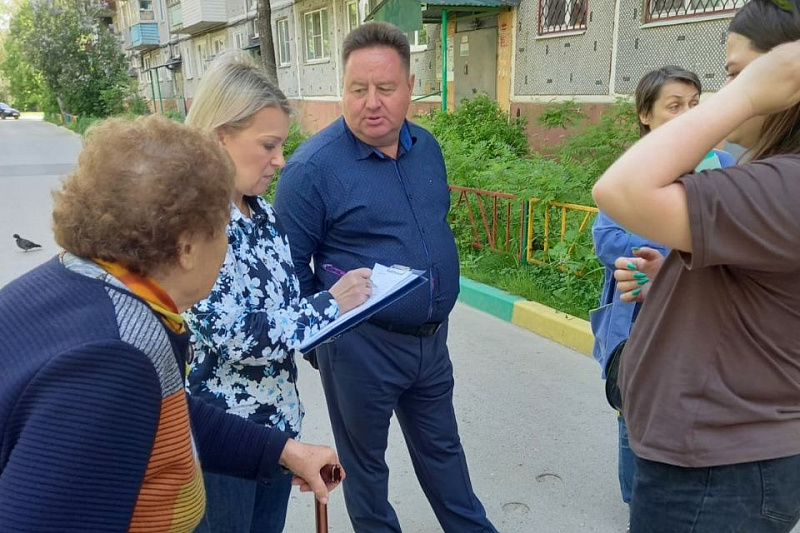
368,318,442,337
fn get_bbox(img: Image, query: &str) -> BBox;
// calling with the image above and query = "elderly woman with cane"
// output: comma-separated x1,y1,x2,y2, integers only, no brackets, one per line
0,115,342,533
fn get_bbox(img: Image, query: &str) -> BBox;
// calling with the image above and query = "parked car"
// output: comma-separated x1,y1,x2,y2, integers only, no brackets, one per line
0,103,20,119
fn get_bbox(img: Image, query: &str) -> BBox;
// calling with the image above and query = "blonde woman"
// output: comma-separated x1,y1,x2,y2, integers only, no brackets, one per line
183,54,370,533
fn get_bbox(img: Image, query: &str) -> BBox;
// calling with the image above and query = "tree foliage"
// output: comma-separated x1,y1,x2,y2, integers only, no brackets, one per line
2,0,133,115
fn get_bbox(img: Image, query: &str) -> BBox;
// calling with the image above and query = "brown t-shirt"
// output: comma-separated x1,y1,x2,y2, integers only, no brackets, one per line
620,155,800,468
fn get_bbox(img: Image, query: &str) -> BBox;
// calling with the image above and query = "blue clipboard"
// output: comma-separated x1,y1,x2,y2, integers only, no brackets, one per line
298,264,427,353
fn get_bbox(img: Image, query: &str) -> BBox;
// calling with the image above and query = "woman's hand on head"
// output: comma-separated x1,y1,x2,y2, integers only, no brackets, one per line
730,39,800,118
329,268,372,314
613,247,665,303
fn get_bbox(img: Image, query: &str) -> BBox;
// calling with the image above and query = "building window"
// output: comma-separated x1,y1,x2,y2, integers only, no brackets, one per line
234,31,245,50
407,26,427,51
538,0,588,34
183,44,193,78
212,36,226,57
162,50,172,80
168,3,182,31
644,0,746,22
139,0,155,20
141,54,152,83
196,42,208,74
276,18,291,65
346,1,359,33
304,8,330,62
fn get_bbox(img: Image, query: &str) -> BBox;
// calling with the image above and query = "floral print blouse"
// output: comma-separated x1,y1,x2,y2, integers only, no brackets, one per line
183,196,339,438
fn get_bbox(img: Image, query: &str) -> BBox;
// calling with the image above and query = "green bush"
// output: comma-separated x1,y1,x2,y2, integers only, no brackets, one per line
264,121,310,201
126,96,150,116
416,97,639,319
553,98,639,177
66,115,102,135
424,94,529,159
163,109,185,123
536,100,586,130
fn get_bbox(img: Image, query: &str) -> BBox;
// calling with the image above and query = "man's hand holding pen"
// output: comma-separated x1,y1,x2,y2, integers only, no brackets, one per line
326,265,373,313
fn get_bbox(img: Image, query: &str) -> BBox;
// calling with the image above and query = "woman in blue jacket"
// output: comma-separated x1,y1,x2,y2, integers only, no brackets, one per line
590,66,734,509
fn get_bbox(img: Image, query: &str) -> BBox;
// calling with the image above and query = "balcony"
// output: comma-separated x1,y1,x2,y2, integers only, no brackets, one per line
128,22,160,50
175,0,226,35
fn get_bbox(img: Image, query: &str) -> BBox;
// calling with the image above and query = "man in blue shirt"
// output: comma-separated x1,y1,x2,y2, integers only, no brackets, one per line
273,21,498,533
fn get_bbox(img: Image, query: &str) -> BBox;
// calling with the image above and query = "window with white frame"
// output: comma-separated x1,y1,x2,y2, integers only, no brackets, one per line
276,18,291,65
234,31,245,50
407,26,427,51
139,0,154,20
141,54,152,83
212,36,226,57
346,1,359,33
645,0,747,22
304,8,330,62
538,0,588,34
162,50,172,80
183,43,193,78
196,41,208,74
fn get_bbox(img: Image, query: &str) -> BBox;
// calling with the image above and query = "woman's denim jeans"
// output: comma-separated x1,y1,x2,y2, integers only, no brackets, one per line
618,416,636,505
630,453,800,533
193,470,293,533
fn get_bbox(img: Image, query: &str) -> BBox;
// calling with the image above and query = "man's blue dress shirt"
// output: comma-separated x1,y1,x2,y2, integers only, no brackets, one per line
274,117,459,327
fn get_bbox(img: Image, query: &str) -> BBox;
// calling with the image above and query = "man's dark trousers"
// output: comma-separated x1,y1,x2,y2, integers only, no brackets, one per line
316,321,498,533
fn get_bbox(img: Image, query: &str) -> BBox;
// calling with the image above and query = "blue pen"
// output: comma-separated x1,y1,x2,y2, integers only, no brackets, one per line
323,263,347,277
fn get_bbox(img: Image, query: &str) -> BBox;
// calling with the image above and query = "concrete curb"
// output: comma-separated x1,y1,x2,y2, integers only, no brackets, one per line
458,276,594,357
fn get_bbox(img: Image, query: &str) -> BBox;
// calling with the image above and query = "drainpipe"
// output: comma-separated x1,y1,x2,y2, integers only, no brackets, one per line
149,69,157,114
154,67,164,114
441,9,448,112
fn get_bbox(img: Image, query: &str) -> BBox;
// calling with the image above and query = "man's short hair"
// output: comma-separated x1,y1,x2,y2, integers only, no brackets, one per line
342,22,411,72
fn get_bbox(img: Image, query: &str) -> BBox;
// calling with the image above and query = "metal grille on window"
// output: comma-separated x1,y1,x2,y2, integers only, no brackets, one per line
645,0,746,22
538,0,588,34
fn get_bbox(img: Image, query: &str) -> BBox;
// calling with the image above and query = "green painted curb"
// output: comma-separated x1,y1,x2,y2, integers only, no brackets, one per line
458,277,523,322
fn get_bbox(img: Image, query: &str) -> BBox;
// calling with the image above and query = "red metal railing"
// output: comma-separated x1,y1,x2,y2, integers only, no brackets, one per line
449,185,526,259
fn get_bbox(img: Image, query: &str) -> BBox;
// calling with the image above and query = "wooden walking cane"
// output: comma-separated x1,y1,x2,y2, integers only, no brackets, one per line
315,464,343,533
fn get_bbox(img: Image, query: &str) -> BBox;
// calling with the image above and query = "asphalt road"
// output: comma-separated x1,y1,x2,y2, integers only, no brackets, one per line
1,117,635,533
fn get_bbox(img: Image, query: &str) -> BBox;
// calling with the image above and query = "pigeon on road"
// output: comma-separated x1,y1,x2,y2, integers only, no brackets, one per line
13,234,42,252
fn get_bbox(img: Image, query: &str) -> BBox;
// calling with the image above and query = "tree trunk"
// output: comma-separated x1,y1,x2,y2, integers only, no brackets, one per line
256,0,278,86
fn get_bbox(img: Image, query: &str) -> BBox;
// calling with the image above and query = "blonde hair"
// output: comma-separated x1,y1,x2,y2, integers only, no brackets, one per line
52,115,234,275
186,52,292,133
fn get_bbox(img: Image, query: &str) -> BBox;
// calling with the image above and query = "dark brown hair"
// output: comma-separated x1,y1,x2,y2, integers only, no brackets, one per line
342,21,410,72
635,66,702,137
729,0,800,160
52,115,234,275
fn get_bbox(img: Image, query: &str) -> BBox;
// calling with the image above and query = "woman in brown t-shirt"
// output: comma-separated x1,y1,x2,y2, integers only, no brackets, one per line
593,1,800,532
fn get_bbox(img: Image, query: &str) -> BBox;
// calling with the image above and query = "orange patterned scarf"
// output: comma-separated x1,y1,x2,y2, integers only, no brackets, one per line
94,259,186,334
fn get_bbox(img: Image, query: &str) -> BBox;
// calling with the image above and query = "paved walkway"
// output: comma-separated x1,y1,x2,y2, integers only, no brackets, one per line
285,303,629,532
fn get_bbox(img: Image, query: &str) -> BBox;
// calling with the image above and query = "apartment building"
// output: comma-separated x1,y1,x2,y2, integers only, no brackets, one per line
114,0,746,136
